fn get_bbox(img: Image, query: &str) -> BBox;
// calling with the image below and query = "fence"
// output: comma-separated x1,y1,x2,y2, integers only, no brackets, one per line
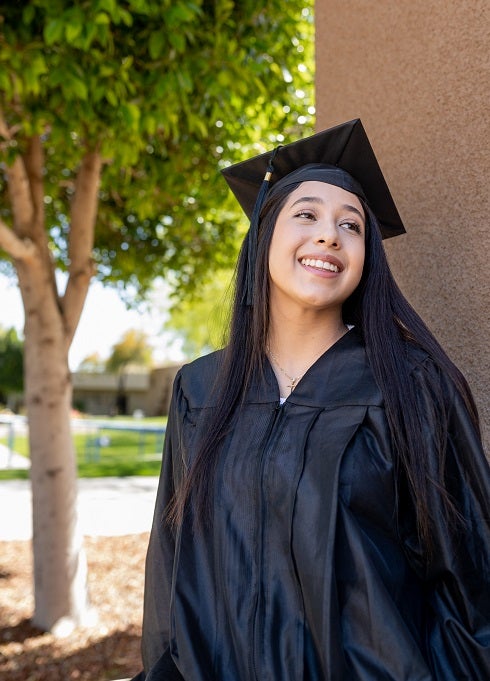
77,419,166,463
0,415,28,468
0,415,166,468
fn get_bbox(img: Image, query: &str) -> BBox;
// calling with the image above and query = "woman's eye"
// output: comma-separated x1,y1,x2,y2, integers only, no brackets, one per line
340,220,362,234
294,210,316,220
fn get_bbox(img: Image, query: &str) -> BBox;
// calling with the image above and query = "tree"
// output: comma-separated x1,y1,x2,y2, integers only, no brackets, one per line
0,326,24,404
165,270,234,358
76,351,105,373
106,329,154,414
0,0,314,632
106,329,153,373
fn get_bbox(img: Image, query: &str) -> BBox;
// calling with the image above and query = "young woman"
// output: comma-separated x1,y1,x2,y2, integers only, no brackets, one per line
132,120,490,681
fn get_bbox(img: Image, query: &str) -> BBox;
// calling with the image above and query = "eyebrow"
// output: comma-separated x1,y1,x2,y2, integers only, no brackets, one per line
290,196,365,222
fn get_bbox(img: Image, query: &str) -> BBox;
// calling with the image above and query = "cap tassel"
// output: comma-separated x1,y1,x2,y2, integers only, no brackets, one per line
243,146,281,305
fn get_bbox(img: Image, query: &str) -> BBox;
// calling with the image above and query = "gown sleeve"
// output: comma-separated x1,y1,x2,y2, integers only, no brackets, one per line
400,359,490,680
136,370,187,679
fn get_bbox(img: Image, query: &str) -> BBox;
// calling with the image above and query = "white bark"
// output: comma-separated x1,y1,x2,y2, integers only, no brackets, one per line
1,129,102,633
18,255,95,633
63,149,101,346
0,218,36,261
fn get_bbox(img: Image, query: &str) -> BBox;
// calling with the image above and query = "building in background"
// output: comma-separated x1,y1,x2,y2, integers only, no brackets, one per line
71,364,181,417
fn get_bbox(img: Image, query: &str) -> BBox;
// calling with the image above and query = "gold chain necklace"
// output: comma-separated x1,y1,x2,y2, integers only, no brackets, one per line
267,348,304,393
268,328,349,394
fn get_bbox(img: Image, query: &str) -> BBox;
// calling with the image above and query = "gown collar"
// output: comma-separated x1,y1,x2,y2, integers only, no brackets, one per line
249,328,383,408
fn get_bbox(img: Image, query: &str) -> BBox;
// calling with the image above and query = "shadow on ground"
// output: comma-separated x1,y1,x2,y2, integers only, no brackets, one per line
0,619,141,680
0,534,147,681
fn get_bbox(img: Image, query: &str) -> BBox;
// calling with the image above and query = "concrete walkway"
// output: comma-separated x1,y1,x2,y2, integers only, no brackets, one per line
0,443,30,469
0,476,159,541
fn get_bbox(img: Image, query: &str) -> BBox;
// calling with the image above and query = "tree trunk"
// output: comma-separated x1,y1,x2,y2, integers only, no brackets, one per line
0,128,101,633
20,262,95,634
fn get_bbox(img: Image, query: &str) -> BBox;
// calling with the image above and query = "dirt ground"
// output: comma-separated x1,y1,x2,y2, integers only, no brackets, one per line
0,534,149,681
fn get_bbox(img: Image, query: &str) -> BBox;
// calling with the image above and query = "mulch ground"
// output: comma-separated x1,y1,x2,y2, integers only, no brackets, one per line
0,534,150,680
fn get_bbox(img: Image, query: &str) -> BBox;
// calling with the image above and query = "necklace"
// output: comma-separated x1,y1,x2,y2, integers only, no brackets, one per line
267,328,350,394
267,348,304,393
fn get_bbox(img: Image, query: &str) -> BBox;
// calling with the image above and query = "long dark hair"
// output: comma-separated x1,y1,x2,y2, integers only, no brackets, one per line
171,182,480,550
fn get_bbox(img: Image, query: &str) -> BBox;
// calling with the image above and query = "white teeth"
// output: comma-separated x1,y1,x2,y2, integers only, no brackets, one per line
301,258,340,273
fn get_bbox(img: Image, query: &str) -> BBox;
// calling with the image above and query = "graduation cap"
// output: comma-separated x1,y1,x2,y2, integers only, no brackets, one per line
221,118,405,305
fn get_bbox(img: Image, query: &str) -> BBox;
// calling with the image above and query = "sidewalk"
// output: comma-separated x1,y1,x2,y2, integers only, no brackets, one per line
0,476,159,541
0,443,30,469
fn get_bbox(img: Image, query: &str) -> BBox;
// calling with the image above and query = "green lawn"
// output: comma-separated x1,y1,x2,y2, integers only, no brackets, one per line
0,417,166,480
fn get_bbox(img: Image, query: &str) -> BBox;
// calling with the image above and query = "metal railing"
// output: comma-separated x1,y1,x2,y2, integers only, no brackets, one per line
0,415,165,468
0,415,28,468
77,419,165,462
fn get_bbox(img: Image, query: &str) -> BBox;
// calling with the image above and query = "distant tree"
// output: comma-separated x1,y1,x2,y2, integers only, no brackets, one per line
76,351,106,373
166,270,234,358
105,329,153,373
0,0,314,632
0,326,24,402
106,328,154,415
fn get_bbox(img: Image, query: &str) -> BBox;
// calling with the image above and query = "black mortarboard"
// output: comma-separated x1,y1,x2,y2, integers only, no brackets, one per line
221,119,405,305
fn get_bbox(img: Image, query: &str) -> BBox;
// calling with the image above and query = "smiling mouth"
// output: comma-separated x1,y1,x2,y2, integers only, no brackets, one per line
300,257,341,273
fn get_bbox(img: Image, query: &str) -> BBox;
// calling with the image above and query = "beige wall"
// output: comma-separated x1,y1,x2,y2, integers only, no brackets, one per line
315,0,489,445
71,364,181,416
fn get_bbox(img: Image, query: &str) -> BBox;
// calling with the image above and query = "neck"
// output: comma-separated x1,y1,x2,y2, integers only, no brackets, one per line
267,305,348,397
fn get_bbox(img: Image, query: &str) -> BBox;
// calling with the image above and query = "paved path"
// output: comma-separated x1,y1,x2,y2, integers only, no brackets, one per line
0,443,30,469
0,476,160,541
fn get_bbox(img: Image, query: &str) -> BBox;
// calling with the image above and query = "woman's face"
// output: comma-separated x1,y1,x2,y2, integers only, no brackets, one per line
268,181,365,318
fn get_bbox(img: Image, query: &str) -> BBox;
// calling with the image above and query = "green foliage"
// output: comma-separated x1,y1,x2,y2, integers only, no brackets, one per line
0,327,24,396
166,269,234,357
76,351,106,373
0,0,314,299
105,328,154,372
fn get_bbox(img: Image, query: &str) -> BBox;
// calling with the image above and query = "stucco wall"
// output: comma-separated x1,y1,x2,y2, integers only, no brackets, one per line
315,0,489,445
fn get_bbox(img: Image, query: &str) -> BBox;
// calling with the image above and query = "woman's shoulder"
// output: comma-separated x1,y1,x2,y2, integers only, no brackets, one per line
405,343,435,374
404,341,464,409
176,349,226,408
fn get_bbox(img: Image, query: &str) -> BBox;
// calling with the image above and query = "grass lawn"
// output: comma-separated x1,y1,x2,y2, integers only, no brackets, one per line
0,417,166,480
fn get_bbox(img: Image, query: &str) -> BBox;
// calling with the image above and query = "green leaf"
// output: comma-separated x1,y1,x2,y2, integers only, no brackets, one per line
81,22,99,49
105,89,118,106
120,102,141,130
30,54,48,78
148,30,166,60
95,12,111,25
68,77,89,101
177,70,193,93
22,5,36,25
44,19,64,45
167,3,201,26
118,8,134,27
142,114,157,136
65,23,83,43
96,0,117,14
168,31,186,52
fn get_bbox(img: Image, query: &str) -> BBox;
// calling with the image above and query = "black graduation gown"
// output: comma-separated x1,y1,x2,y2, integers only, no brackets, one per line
137,330,490,681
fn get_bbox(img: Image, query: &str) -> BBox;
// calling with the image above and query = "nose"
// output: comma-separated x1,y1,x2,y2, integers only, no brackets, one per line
314,221,339,249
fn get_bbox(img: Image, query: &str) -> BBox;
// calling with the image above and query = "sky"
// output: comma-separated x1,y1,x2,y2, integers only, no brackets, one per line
0,273,184,371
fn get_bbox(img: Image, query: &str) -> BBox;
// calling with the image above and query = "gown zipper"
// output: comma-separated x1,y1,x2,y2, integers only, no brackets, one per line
251,403,285,681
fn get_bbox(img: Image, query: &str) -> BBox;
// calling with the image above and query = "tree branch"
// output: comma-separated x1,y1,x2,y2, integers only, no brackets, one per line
0,108,35,237
0,217,37,261
68,149,102,267
0,106,12,140
62,149,102,345
5,154,35,238
23,135,45,238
